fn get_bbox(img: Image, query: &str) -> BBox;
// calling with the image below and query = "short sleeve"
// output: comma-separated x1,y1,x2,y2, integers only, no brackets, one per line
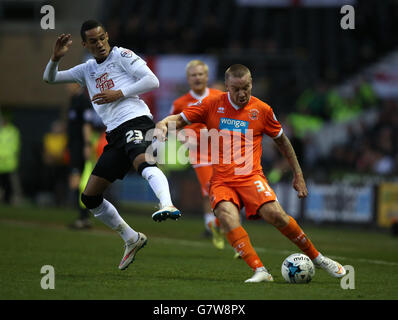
170,102,180,115
181,99,210,125
263,106,283,139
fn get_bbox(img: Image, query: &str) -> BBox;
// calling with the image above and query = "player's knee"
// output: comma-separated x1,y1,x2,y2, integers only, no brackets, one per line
261,205,289,228
214,203,240,231
81,193,103,209
131,151,155,171
137,161,157,177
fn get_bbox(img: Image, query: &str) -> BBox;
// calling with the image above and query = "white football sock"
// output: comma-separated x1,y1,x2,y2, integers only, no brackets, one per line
256,266,266,273
141,166,173,208
91,199,138,243
312,252,324,264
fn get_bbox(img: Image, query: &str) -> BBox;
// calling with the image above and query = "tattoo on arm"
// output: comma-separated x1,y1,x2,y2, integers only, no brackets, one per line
274,133,303,176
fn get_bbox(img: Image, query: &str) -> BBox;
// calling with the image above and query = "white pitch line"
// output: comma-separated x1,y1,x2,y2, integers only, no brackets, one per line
2,218,398,267
154,236,398,267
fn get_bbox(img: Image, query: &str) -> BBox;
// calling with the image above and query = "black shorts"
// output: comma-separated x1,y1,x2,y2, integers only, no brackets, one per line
92,116,155,182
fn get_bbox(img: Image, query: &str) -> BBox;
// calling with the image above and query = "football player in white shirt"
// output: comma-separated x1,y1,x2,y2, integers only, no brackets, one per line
43,20,181,271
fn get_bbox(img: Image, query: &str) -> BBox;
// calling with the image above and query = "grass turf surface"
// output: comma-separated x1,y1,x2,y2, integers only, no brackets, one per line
0,204,397,300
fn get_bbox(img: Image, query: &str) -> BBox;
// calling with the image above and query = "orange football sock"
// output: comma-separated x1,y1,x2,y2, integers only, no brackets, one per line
226,226,263,270
214,218,221,228
278,216,319,260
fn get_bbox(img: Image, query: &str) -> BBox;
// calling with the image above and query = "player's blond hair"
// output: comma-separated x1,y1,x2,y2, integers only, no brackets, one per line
225,64,251,82
185,60,209,76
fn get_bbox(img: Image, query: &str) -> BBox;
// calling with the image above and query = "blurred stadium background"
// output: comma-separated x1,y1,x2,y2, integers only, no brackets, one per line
0,0,398,233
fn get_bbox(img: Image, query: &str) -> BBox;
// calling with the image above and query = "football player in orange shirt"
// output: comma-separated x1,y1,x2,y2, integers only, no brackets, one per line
156,64,346,283
170,60,224,249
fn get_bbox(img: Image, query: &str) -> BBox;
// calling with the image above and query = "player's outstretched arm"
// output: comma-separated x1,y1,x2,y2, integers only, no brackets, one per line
43,34,82,84
273,133,308,198
51,34,73,62
155,114,187,142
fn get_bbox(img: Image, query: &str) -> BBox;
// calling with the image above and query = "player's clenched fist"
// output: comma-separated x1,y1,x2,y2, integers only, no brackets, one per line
292,174,308,198
154,121,168,142
52,34,73,62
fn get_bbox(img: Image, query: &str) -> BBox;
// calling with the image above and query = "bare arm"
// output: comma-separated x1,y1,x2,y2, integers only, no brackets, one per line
154,114,188,142
273,132,308,198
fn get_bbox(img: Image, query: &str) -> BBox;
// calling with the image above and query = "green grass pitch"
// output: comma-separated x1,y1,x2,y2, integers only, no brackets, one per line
0,203,397,300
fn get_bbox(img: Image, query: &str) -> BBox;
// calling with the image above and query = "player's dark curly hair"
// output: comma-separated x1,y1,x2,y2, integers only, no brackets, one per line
80,20,106,41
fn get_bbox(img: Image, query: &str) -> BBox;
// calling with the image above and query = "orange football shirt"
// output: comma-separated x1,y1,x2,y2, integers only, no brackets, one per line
181,92,283,184
171,88,223,165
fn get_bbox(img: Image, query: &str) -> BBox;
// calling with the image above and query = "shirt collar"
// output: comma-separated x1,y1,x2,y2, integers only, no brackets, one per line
96,46,115,65
189,87,209,101
227,92,241,110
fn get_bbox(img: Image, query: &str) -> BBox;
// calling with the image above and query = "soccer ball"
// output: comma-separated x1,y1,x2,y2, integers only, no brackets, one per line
281,253,315,284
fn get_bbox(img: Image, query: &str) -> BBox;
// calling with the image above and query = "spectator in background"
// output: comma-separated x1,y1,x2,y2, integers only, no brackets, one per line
316,98,397,178
355,76,378,110
41,120,68,206
0,108,20,204
302,82,329,120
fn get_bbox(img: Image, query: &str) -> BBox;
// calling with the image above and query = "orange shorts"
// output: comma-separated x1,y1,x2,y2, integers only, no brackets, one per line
193,164,213,197
209,174,277,220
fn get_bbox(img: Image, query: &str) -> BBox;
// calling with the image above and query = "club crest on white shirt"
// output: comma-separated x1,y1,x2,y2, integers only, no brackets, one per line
95,72,114,92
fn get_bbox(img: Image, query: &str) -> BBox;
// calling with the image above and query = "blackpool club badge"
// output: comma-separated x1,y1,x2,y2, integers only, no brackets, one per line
248,108,259,120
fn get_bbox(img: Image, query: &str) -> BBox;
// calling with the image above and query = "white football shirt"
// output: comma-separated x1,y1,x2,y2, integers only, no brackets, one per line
44,46,158,131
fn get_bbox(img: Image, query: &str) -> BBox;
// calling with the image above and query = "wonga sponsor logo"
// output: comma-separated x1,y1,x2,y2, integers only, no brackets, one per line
219,118,249,134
